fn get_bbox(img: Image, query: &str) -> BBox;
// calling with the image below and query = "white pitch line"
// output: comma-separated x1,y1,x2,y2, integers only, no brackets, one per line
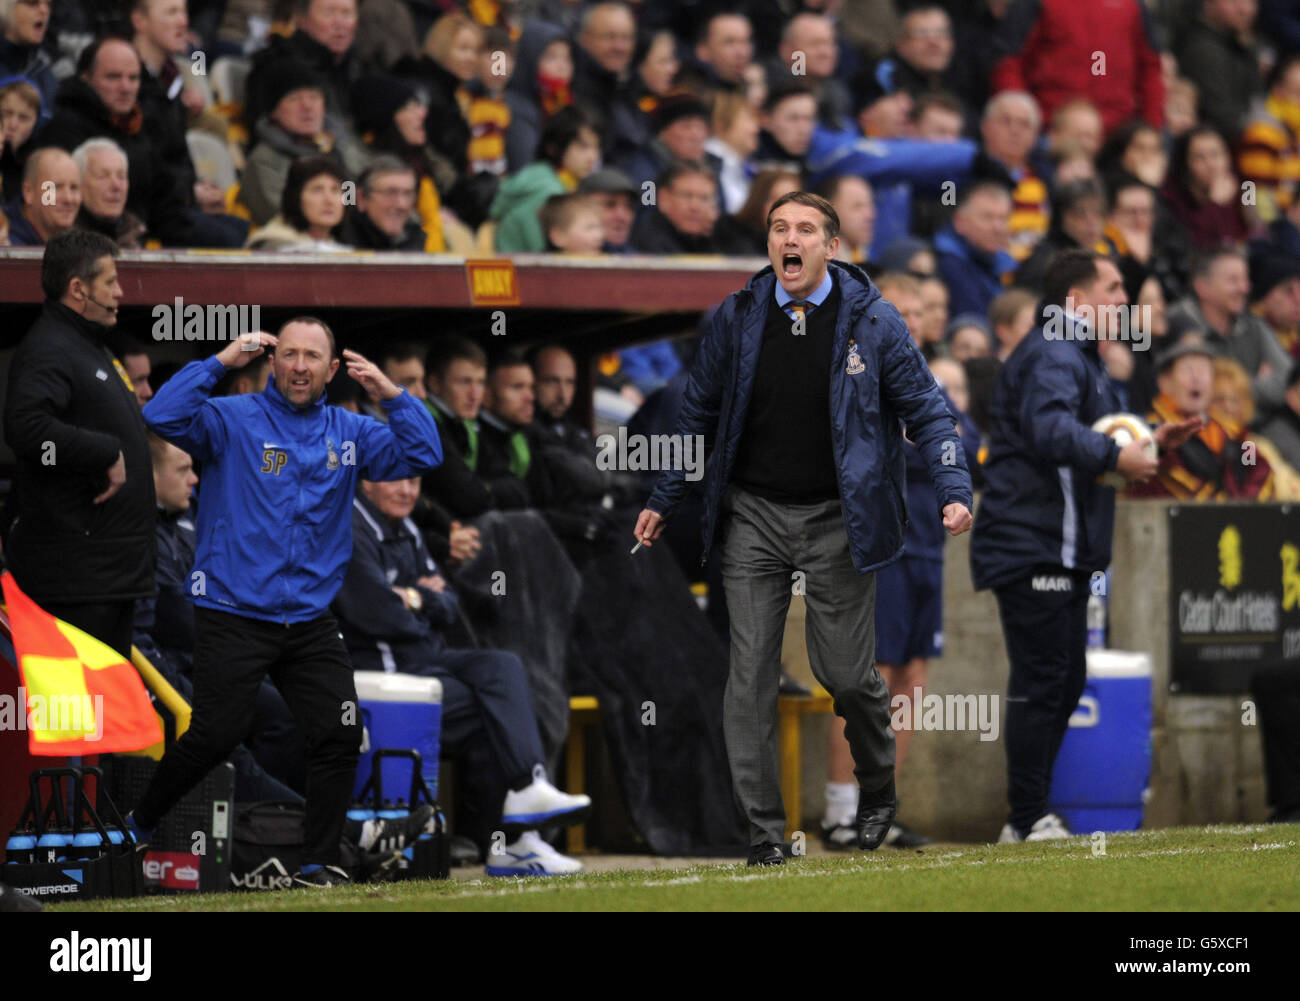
57,834,1300,909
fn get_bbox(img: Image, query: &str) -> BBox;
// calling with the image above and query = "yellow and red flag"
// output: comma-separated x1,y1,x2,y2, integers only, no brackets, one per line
1,572,162,755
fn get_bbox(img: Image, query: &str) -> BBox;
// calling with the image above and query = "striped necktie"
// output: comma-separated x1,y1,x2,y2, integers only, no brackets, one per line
788,300,810,321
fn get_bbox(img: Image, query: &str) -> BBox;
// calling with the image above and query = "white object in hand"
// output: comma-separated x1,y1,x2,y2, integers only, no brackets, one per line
1091,412,1156,488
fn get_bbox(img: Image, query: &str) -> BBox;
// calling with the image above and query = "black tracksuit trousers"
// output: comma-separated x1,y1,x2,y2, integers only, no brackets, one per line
133,607,361,866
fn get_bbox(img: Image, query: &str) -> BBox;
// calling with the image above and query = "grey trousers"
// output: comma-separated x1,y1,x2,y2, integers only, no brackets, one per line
719,483,895,846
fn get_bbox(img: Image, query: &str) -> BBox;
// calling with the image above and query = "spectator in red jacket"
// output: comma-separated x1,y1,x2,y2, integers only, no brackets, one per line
991,0,1164,135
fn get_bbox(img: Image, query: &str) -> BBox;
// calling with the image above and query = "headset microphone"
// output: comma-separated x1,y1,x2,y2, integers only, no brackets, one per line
86,295,118,314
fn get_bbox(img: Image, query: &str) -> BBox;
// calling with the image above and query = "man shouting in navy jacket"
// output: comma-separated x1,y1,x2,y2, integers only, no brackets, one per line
125,319,443,887
635,191,974,865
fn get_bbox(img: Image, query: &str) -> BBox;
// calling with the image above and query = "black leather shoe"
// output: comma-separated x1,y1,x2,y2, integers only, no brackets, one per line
778,673,811,697
882,820,931,848
856,779,897,851
747,842,785,866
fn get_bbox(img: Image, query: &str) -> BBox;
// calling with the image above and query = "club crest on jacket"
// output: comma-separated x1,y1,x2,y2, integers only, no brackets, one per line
846,339,864,375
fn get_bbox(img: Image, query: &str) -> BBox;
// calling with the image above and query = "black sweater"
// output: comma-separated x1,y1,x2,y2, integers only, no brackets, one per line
730,279,842,503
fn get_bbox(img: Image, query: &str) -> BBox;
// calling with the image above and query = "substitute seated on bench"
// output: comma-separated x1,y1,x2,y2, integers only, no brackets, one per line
332,475,592,877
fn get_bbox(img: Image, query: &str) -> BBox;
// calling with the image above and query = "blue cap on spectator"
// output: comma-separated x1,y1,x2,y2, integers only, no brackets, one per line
945,313,994,350
879,237,931,274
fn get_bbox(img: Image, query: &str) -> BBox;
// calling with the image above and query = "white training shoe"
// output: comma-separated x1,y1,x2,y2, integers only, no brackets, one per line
1024,813,1072,840
501,764,592,828
485,830,583,877
999,813,1073,843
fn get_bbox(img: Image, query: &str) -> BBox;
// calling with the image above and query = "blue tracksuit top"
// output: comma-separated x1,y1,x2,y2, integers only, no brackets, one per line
142,355,443,623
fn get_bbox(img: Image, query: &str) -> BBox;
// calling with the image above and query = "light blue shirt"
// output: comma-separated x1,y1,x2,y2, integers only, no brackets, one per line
775,269,834,319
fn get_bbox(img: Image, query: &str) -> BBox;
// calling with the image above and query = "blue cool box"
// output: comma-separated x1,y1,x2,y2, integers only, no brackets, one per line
1049,650,1153,832
352,672,443,802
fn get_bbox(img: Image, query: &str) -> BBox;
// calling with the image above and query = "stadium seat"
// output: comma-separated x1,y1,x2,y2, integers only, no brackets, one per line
209,56,252,109
187,130,238,193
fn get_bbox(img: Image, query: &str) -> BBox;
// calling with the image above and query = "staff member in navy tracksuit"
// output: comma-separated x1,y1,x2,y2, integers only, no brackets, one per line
635,191,975,865
124,319,443,887
970,249,1200,843
334,477,591,877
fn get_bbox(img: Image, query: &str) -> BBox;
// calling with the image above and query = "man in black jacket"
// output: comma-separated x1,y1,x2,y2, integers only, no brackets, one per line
130,2,201,215
630,161,751,255
525,343,642,558
422,337,532,517
128,0,248,248
571,2,636,158
3,229,153,657
343,156,427,251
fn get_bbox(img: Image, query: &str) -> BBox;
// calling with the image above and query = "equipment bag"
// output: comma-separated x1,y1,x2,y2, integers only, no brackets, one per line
228,801,358,891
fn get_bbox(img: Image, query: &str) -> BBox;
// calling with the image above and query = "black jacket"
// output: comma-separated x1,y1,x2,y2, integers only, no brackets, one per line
630,208,734,255
37,78,194,246
333,493,460,673
753,128,806,174
343,210,426,250
1175,16,1263,143
571,45,623,156
75,205,148,249
3,301,155,603
420,398,531,518
476,410,542,507
396,54,471,174
137,61,197,210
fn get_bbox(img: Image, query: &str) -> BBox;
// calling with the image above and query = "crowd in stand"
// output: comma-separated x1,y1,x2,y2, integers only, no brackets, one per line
3,0,1298,495
6,0,1300,864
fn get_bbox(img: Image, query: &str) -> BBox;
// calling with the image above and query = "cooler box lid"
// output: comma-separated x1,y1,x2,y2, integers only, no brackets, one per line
1085,650,1152,678
354,671,443,703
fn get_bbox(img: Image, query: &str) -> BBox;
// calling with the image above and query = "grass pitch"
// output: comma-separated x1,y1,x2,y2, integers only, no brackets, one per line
48,823,1299,912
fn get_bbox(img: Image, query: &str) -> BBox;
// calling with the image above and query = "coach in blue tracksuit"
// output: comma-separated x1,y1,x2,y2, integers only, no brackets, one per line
635,192,974,864
970,250,1198,843
125,319,442,886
